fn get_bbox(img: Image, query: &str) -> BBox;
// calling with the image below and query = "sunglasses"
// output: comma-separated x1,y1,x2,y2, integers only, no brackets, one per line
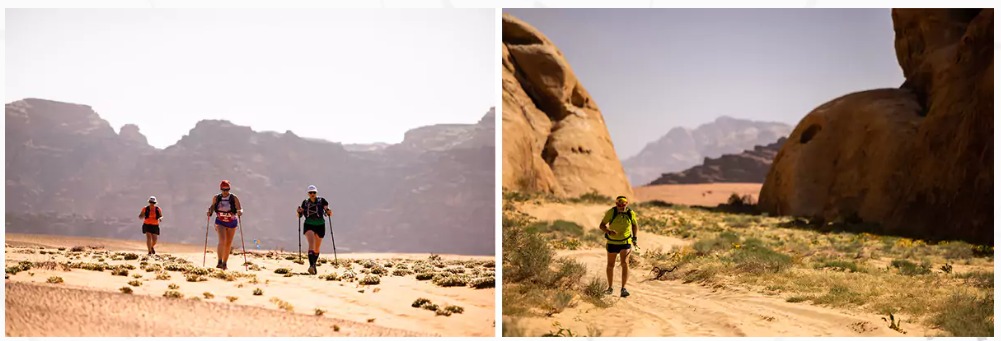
308,192,317,195
221,188,231,191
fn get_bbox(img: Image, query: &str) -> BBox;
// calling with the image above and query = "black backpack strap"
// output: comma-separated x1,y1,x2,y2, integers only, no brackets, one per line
143,206,149,218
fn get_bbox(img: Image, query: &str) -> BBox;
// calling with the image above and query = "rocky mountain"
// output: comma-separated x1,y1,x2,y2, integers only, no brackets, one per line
5,98,496,255
501,14,633,199
760,9,992,245
649,137,786,185
623,117,791,186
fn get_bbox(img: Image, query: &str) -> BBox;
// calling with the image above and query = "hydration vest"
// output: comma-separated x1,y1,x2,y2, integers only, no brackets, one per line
213,194,239,214
605,207,635,243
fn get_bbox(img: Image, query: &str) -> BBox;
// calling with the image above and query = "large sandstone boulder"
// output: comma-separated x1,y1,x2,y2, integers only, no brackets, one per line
501,14,633,199
650,137,787,185
760,9,992,244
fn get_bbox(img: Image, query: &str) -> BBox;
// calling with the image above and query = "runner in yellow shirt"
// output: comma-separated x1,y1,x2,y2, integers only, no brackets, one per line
599,196,638,298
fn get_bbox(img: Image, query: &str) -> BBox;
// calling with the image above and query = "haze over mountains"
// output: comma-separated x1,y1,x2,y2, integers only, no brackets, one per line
622,116,792,186
6,98,495,255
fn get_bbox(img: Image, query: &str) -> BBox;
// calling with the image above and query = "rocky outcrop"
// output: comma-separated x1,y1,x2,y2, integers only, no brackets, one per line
760,9,992,244
6,99,496,255
623,117,791,186
501,14,633,198
649,138,786,185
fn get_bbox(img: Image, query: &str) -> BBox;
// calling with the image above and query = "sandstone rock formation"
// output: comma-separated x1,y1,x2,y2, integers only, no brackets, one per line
649,137,786,185
6,98,496,255
760,9,992,244
624,117,791,186
501,14,633,199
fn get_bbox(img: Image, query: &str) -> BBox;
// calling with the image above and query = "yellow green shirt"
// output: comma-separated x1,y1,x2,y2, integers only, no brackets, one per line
601,208,636,245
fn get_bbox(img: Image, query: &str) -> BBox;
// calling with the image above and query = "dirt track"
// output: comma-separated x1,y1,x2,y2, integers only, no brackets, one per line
507,202,930,337
5,282,430,337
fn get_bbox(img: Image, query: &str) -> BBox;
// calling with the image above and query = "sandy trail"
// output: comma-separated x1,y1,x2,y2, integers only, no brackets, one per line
5,282,428,337
508,203,927,337
4,234,495,337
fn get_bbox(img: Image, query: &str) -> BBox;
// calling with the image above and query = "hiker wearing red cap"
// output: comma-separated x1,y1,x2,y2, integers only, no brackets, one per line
207,180,243,270
139,196,163,255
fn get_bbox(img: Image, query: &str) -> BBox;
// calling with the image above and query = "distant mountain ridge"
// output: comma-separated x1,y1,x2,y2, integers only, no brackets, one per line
648,137,786,185
622,116,792,186
5,98,495,255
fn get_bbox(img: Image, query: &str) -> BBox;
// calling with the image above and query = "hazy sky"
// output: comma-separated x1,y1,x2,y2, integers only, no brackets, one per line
7,9,495,148
504,8,906,159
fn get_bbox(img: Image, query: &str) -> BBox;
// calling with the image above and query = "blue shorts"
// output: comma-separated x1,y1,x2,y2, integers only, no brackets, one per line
215,217,238,228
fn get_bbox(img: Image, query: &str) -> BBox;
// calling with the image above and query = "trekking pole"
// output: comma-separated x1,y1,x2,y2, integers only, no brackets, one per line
203,216,210,267
327,214,338,266
237,216,249,272
297,214,303,263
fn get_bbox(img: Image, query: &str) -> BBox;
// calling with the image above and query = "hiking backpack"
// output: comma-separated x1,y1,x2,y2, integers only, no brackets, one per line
143,206,162,220
605,207,635,243
301,197,328,218
213,194,239,214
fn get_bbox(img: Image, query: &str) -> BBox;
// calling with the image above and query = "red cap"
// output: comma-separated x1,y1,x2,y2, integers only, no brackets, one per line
220,180,231,189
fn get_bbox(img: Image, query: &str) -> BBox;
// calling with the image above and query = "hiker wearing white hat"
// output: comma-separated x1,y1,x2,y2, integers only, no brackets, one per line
138,196,163,255
297,185,332,274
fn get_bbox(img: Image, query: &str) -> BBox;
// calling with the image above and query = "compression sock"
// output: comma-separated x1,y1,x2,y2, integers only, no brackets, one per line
308,251,317,267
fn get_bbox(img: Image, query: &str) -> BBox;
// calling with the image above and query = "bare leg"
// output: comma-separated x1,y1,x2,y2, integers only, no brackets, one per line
620,249,631,289
223,228,237,263
216,225,226,263
151,234,158,251
606,252,617,289
145,233,153,254
314,237,323,254
305,231,317,253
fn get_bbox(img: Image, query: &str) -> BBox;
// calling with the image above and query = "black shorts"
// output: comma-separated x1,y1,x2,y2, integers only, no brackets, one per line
606,243,632,254
303,223,325,239
142,224,160,235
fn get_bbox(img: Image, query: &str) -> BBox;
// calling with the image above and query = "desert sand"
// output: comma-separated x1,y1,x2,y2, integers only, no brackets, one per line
634,183,763,207
506,203,931,337
4,233,495,337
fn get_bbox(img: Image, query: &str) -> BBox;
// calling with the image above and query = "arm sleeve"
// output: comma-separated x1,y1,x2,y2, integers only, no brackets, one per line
321,198,330,209
600,209,613,224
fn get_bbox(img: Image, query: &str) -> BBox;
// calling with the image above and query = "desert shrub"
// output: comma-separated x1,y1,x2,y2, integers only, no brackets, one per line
123,253,140,261
432,273,468,287
46,276,64,284
186,274,207,282
119,286,134,294
551,258,587,288
570,191,612,204
128,280,143,287
891,259,932,276
542,290,574,315
253,288,264,296
392,269,413,277
415,272,435,281
111,267,130,277
932,291,993,337
227,296,239,302
693,232,741,256
730,241,793,274
361,275,381,285
504,229,554,283
468,276,496,289
203,292,215,299
412,298,432,308
323,273,340,281
955,271,993,289
274,268,291,275
163,290,184,299
155,272,171,281
814,260,862,273
168,283,180,290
